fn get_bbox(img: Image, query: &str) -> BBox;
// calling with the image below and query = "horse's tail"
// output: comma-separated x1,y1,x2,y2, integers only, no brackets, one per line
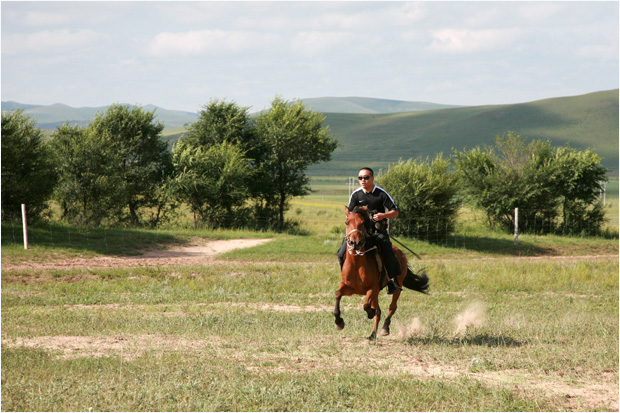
402,267,429,294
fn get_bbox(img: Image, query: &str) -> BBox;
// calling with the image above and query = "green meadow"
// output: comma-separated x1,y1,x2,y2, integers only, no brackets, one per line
1,179,618,411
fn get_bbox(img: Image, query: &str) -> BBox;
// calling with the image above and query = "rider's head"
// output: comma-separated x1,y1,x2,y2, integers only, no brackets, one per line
358,167,374,191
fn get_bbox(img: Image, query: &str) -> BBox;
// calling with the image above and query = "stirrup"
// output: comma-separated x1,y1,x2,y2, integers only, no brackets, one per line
387,278,402,295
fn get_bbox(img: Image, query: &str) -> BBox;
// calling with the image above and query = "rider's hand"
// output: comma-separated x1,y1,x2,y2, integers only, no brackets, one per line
373,213,384,221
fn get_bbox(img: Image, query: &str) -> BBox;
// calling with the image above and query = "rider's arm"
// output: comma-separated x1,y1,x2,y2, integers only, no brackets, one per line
373,209,398,221
347,191,359,211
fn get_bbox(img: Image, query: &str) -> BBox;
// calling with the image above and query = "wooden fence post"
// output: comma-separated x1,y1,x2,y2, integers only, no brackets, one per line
514,207,519,245
21,204,28,250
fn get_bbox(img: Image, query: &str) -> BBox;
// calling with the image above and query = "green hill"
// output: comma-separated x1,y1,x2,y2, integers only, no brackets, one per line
300,96,461,114
161,126,189,147
308,90,619,176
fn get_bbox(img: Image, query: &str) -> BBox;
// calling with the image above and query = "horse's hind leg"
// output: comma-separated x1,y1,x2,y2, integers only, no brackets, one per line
381,291,401,336
382,251,407,336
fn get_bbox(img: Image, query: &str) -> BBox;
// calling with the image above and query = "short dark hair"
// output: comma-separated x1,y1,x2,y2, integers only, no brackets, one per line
359,167,374,177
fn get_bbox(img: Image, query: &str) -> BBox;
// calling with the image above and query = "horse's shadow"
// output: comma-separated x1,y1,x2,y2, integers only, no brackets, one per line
406,333,526,348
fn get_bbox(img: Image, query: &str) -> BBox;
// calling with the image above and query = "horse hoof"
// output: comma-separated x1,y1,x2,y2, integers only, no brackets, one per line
381,327,390,336
367,333,377,341
335,319,345,330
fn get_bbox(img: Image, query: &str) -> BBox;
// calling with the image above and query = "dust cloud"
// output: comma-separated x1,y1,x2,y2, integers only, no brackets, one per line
396,317,425,339
453,301,486,335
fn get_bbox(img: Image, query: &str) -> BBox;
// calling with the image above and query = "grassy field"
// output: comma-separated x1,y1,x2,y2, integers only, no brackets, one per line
2,181,618,411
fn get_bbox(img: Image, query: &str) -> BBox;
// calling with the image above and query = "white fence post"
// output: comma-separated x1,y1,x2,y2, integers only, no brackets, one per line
21,204,29,250
514,207,519,245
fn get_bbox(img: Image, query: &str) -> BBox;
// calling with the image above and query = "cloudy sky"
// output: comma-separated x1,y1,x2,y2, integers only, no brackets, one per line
2,1,618,113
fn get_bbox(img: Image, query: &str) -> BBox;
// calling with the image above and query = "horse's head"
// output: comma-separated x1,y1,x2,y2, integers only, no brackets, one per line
345,206,371,252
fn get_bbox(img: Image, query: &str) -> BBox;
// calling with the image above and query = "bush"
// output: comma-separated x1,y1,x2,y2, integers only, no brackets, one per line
553,146,607,235
376,155,461,240
453,132,607,234
1,110,57,222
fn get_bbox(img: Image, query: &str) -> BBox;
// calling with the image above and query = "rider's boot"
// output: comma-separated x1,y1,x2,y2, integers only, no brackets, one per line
387,277,402,295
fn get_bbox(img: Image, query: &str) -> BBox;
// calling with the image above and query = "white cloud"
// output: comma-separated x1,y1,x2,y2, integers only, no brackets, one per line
291,31,356,58
428,28,523,54
2,29,103,55
315,2,425,30
515,2,568,23
23,11,73,27
388,2,427,26
146,29,280,57
576,44,619,61
1,1,617,112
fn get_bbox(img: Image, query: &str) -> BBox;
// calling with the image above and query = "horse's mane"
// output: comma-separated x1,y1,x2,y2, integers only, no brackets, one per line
350,206,371,228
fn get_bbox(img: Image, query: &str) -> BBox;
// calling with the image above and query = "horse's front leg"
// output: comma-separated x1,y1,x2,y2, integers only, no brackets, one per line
381,290,401,336
363,289,376,319
334,283,351,330
367,288,381,341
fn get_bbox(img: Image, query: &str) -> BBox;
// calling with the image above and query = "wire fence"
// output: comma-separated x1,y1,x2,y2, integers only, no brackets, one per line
2,203,616,254
394,213,615,240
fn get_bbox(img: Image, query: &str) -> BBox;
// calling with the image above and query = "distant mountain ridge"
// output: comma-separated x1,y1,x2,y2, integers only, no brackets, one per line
3,91,618,175
1,101,199,129
299,97,462,113
2,97,462,129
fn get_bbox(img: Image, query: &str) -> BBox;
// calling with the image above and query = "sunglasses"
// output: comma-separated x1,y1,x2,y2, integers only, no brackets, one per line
358,175,372,180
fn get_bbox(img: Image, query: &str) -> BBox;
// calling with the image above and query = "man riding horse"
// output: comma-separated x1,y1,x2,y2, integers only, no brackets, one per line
337,167,402,295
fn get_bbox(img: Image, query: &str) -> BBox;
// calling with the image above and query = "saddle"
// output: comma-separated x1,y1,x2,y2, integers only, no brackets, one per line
364,230,388,288
366,210,388,274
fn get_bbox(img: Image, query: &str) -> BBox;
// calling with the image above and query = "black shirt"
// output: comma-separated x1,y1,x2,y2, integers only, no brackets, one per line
348,185,398,214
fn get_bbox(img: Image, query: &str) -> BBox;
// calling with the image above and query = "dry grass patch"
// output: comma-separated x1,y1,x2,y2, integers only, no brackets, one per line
2,334,221,361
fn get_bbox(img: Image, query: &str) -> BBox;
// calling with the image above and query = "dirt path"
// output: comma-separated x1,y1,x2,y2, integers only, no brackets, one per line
1,239,274,271
2,236,617,272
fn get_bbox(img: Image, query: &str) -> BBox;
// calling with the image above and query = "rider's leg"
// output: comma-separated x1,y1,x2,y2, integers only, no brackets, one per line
376,232,402,294
337,238,347,270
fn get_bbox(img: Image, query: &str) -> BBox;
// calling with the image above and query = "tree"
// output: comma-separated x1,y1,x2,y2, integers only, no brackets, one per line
254,97,338,228
1,110,56,222
453,132,607,234
183,99,264,199
376,155,461,240
49,105,172,226
184,99,256,149
49,124,116,225
87,104,172,225
170,139,252,228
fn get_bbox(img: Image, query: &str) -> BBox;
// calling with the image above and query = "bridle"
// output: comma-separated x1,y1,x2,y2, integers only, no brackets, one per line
345,227,377,256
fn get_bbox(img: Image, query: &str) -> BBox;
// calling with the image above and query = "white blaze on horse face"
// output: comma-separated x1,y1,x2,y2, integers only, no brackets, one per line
348,228,362,246
345,213,366,250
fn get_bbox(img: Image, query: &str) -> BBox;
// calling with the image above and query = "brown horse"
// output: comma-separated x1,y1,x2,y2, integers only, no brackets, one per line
334,206,429,340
